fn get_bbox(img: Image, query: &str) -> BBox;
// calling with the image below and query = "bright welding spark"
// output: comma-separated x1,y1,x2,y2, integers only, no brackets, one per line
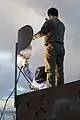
17,45,32,67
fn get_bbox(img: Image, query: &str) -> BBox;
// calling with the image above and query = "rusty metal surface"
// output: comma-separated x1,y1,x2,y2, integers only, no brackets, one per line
16,80,80,120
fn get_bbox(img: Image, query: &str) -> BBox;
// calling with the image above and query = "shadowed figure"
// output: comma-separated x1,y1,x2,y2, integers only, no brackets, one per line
33,7,65,87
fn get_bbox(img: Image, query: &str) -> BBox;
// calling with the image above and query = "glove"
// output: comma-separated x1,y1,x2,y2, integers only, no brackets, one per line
21,58,29,67
29,81,40,90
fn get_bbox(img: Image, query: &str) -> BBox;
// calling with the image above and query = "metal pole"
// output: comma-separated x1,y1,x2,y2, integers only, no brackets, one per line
2,115,5,120
14,43,18,107
13,115,16,120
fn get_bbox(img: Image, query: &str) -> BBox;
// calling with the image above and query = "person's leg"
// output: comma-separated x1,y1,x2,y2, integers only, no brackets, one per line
47,72,55,87
44,44,57,88
56,46,65,86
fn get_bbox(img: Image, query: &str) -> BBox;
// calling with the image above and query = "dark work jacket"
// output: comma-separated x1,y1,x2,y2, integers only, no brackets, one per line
39,18,65,46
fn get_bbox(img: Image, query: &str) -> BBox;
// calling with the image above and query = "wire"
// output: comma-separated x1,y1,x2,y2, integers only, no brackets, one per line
0,67,22,120
0,65,37,120
17,65,38,90
17,65,32,84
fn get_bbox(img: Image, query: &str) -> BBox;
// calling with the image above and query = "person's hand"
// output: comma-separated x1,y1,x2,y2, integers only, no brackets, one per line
21,58,29,67
29,81,39,90
33,35,36,40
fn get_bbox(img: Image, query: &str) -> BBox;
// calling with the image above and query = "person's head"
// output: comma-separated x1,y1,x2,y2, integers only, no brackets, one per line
47,7,58,19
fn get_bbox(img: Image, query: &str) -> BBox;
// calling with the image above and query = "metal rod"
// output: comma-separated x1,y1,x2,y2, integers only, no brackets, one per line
17,65,38,90
14,43,18,107
17,65,32,84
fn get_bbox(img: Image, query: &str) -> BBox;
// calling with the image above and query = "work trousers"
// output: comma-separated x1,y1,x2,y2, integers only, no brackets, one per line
44,42,65,88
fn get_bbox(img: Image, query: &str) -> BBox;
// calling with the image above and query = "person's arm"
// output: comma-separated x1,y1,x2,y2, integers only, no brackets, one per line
23,67,35,82
33,20,50,40
33,31,44,40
